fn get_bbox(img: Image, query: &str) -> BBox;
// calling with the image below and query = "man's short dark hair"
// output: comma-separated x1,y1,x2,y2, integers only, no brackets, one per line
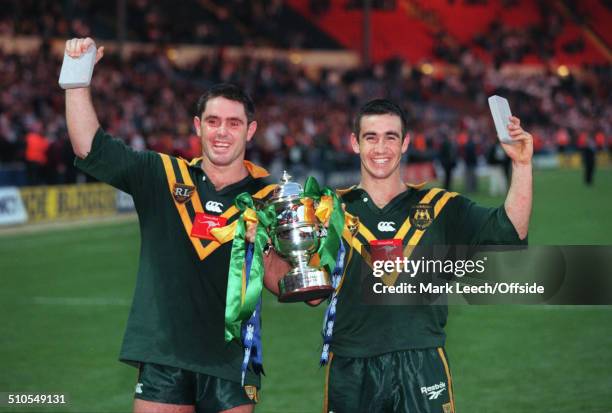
353,99,408,139
195,83,255,122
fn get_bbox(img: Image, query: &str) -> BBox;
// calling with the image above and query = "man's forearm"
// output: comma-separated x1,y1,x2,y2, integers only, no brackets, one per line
66,87,99,159
504,162,532,240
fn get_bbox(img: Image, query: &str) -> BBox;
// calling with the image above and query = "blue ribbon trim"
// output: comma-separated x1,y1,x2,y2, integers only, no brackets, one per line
240,243,264,385
320,241,345,365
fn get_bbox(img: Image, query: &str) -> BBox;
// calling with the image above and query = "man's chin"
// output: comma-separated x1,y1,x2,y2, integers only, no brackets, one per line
208,154,239,168
365,167,395,180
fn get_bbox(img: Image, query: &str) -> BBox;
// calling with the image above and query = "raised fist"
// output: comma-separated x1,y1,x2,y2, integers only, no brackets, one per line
65,37,104,64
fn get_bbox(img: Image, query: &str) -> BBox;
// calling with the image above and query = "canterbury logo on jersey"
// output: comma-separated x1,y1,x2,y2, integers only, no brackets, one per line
421,382,446,400
205,200,224,213
377,221,396,232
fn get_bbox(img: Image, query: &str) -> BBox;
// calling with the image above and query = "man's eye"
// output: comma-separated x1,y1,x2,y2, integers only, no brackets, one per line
207,119,220,126
229,121,241,128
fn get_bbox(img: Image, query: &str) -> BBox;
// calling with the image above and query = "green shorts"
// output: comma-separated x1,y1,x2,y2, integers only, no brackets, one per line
134,362,258,413
324,348,455,413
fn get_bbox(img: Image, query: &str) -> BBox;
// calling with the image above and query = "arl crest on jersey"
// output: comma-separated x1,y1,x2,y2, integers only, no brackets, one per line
410,203,433,230
172,183,195,203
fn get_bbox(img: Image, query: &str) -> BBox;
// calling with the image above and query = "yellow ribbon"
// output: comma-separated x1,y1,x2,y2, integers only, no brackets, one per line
210,221,238,244
315,195,334,224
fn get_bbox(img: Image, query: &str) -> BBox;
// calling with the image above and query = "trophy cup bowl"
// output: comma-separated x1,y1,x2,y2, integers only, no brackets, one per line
266,172,334,303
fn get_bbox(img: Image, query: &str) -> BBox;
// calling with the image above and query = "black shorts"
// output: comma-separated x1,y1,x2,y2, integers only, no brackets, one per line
135,362,258,413
324,348,455,413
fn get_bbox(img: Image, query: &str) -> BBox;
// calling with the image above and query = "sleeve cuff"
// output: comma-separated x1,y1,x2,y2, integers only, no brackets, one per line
73,127,106,168
497,205,528,245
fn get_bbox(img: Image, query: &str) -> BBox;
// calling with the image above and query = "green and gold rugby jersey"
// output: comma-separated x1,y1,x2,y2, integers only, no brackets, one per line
75,128,275,385
331,185,527,358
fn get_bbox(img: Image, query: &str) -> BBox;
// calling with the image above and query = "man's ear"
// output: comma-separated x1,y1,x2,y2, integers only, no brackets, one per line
193,116,202,135
350,132,360,154
246,121,257,142
401,132,410,154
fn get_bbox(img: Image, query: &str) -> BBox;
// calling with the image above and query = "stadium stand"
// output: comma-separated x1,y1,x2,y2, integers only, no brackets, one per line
0,0,341,48
573,0,612,47
290,0,611,64
0,0,609,187
287,0,435,62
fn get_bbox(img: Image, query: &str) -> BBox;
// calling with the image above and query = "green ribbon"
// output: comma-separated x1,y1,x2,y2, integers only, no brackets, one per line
302,177,345,276
224,193,276,342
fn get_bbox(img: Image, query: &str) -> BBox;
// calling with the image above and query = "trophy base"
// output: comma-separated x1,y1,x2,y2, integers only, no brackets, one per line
278,267,334,303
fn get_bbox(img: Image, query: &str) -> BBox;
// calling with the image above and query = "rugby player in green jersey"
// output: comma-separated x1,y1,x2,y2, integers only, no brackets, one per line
319,99,532,413
64,37,286,413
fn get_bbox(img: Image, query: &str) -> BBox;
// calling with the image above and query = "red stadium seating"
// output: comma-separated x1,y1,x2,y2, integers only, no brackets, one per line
287,0,610,65
414,0,540,43
287,0,433,62
574,0,612,46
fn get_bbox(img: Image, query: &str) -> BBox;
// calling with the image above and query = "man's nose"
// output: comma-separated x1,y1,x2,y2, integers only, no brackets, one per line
374,139,386,153
216,123,228,137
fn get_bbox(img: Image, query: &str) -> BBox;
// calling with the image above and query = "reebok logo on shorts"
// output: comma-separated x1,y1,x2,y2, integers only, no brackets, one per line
135,383,143,394
421,381,446,400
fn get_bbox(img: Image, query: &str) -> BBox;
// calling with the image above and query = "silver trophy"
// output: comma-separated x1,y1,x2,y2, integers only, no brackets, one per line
265,172,334,302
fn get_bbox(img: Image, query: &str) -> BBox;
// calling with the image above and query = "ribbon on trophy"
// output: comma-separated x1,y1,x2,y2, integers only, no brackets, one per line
320,213,359,365
320,240,345,365
212,192,275,383
240,243,264,384
302,177,345,276
300,176,350,366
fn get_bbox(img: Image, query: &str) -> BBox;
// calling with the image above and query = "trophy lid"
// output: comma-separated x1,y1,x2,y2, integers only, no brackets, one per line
269,171,302,201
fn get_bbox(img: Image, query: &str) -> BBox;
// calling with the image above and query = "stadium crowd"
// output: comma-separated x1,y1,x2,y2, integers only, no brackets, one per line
0,1,610,186
1,44,609,186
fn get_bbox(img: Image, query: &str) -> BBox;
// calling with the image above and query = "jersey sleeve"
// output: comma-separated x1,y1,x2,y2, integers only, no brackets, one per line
446,194,527,246
74,128,155,194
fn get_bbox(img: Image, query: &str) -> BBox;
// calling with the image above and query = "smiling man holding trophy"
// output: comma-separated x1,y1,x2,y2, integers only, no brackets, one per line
61,37,288,413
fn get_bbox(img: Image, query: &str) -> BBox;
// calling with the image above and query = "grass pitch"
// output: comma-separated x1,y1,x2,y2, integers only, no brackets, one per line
1,168,611,413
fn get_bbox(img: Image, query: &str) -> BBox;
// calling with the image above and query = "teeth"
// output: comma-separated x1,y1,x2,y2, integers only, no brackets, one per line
373,159,388,164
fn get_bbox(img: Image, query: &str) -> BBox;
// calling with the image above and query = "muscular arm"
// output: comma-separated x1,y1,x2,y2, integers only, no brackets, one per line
66,88,99,158
63,38,105,158
504,162,532,240
501,116,533,240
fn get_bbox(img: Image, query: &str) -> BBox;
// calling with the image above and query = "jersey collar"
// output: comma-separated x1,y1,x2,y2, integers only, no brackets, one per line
187,158,270,178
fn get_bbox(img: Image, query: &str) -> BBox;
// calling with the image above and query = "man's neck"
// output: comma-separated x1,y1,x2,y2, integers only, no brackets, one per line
201,158,249,190
359,171,406,209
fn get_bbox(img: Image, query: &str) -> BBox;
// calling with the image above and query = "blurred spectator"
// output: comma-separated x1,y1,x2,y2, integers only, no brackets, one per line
582,134,596,186
486,141,508,196
438,133,457,190
24,122,50,185
463,134,478,193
